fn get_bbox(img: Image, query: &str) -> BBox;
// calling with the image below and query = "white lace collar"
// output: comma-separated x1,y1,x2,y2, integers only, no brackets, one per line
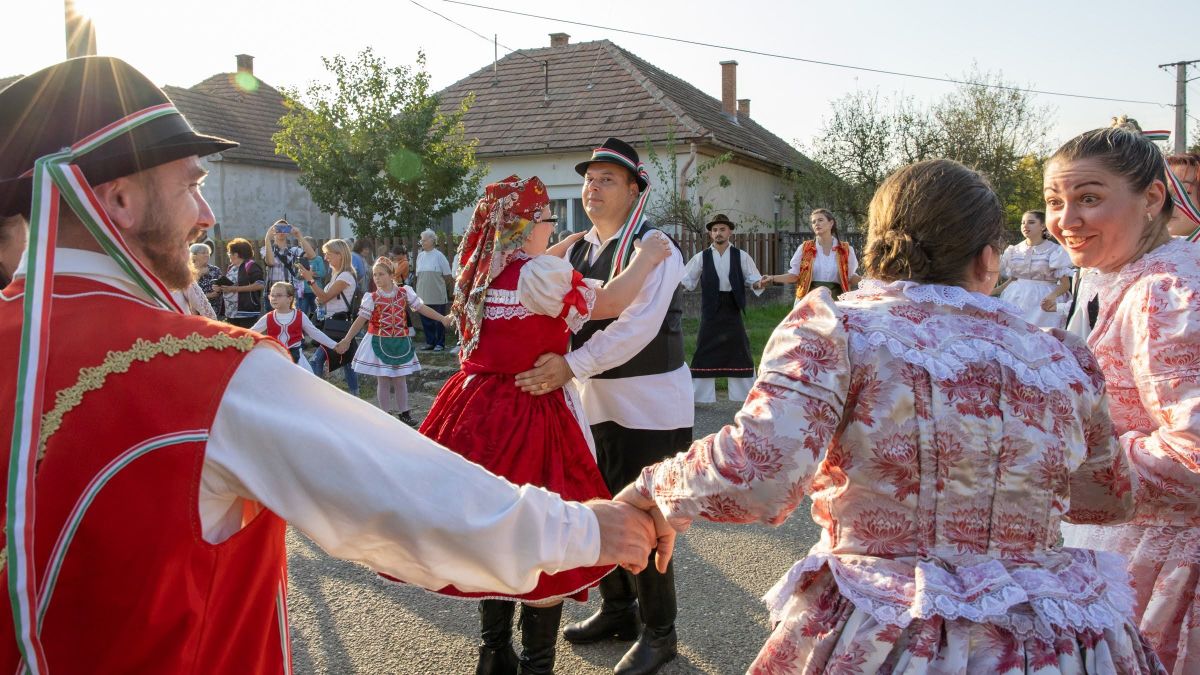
843,279,1019,316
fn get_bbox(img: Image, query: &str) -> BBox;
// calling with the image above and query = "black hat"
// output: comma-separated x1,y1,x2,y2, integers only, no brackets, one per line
706,213,736,230
0,56,237,217
575,137,648,192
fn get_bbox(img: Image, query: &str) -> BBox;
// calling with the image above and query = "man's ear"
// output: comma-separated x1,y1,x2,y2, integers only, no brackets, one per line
90,176,142,232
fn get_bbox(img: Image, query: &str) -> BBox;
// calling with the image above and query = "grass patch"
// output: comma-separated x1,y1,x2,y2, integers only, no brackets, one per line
683,302,793,392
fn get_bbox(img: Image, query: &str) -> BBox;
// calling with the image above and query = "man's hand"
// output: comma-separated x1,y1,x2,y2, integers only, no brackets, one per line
514,353,574,395
614,484,677,573
586,500,655,574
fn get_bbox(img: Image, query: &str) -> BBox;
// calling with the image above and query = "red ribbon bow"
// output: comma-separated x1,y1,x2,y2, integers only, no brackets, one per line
557,270,590,325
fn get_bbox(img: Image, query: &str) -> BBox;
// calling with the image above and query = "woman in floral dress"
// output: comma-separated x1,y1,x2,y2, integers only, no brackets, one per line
618,159,1162,673
1050,119,1199,673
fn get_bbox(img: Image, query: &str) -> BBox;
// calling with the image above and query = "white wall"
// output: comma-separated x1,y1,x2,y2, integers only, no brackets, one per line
450,148,790,234
201,157,340,241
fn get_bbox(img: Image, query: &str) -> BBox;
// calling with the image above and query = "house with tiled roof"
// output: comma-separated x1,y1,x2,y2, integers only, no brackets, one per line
163,55,349,240
437,34,823,234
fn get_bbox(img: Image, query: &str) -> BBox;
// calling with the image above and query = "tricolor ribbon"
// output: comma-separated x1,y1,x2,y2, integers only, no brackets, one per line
7,103,185,674
1141,129,1200,241
603,160,652,283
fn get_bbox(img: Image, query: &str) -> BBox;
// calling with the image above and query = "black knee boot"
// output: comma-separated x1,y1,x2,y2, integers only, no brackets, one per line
518,603,563,675
615,558,678,675
476,600,518,675
561,568,642,644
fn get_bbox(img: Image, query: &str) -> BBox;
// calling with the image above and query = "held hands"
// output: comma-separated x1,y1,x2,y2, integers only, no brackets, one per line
613,484,677,573
334,339,351,355
514,353,574,395
440,314,455,329
753,276,773,290
586,500,659,574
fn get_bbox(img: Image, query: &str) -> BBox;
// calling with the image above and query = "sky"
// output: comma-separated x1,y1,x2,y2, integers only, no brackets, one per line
4,0,1199,154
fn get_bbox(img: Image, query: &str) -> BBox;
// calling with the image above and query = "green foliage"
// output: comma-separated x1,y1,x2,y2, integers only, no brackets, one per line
642,129,733,236
274,48,486,238
801,68,1053,235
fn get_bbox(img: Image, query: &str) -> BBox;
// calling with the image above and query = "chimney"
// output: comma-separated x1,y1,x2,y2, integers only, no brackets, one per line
737,98,750,118
720,60,738,117
550,33,570,48
236,54,254,75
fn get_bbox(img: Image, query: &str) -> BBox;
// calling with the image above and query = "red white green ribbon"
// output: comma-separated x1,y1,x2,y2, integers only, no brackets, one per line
1142,130,1200,242
1144,129,1172,142
6,103,185,674
603,158,652,283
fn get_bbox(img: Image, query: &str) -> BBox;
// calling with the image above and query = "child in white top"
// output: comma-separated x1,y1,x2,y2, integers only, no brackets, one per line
335,258,452,425
251,282,339,372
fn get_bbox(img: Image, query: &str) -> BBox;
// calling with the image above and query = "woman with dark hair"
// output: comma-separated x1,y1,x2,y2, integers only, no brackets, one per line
223,237,264,328
1050,118,1199,673
759,208,861,300
995,209,1073,329
615,159,1159,672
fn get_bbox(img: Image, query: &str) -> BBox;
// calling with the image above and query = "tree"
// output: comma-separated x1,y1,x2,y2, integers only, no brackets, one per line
641,130,733,236
274,48,486,238
805,69,1053,235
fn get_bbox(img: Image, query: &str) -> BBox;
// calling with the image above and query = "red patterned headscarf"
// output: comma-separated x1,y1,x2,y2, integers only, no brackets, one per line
452,175,550,359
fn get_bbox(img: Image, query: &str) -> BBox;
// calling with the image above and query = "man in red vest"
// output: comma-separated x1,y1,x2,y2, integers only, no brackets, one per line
0,57,668,673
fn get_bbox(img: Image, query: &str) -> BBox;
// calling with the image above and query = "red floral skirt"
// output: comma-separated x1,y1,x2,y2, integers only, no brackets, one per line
419,370,613,602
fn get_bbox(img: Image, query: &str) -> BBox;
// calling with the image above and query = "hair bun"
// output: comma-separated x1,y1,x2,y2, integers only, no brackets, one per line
876,229,932,279
1110,115,1143,133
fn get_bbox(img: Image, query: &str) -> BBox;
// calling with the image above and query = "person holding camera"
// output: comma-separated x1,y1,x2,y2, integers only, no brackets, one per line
262,219,317,300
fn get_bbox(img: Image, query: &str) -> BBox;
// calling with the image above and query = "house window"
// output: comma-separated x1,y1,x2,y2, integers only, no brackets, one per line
572,199,588,233
549,199,570,235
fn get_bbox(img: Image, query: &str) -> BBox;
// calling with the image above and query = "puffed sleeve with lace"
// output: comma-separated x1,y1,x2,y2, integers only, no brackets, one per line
517,254,599,333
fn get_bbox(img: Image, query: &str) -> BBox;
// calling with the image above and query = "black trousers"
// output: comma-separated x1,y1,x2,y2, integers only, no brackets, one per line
591,421,692,629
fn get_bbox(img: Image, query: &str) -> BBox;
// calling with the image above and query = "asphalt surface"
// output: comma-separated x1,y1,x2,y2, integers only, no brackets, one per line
286,383,823,675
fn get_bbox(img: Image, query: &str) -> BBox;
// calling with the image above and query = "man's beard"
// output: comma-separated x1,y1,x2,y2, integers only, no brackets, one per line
132,194,193,290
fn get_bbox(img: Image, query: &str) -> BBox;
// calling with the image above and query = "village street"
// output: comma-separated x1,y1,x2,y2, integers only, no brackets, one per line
285,396,822,675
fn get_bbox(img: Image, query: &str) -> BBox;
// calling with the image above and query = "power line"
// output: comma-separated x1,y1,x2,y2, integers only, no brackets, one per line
441,0,1172,108
408,0,540,65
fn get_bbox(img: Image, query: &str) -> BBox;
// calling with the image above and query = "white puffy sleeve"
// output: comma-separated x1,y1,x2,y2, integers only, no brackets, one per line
404,285,424,311
517,254,599,333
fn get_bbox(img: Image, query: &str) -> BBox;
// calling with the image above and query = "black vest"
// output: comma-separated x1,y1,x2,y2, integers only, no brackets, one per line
569,223,685,379
701,246,746,317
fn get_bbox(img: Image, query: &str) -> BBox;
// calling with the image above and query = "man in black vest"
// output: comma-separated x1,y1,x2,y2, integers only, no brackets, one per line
516,138,691,675
680,214,764,403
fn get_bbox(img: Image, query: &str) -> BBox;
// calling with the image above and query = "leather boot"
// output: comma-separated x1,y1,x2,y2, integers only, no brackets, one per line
517,603,563,675
476,600,518,675
562,569,641,644
614,557,677,675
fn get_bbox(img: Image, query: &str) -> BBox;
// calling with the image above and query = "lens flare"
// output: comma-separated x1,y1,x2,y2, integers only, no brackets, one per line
387,149,423,181
234,71,259,93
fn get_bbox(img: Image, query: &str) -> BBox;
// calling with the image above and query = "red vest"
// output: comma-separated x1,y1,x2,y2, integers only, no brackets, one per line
0,275,290,673
266,310,304,348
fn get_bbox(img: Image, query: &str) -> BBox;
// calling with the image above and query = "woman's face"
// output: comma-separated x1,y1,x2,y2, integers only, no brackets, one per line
1044,157,1164,273
372,267,394,289
421,236,435,251
811,213,834,238
524,209,556,256
227,250,242,265
1020,213,1046,242
190,248,209,268
325,249,342,268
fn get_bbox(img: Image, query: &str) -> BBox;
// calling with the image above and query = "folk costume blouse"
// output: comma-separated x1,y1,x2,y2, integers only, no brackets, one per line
999,240,1074,329
1063,237,1200,673
636,281,1158,674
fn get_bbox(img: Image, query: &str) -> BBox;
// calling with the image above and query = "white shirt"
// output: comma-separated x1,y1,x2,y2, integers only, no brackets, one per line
788,238,859,283
562,228,694,431
14,249,601,596
321,271,357,315
681,245,765,295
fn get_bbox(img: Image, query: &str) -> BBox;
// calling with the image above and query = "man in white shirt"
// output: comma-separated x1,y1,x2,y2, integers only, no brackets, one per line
0,57,664,671
516,137,690,675
680,214,764,403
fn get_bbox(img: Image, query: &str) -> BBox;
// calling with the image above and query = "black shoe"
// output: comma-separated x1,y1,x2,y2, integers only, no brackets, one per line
561,601,641,644
396,411,417,427
518,603,562,675
477,600,518,675
613,626,677,675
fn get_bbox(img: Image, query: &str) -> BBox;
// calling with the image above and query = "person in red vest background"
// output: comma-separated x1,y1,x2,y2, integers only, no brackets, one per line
0,56,669,673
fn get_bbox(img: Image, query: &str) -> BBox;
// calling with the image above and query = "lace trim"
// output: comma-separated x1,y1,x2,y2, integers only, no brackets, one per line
1062,522,1200,563
763,549,1135,641
483,303,532,321
845,279,1018,315
485,288,520,305
564,285,597,334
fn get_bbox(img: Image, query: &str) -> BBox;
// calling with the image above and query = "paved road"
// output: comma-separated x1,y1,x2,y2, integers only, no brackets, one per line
286,390,823,675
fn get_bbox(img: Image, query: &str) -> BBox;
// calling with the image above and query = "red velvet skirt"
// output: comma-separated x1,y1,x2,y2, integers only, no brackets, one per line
418,370,613,602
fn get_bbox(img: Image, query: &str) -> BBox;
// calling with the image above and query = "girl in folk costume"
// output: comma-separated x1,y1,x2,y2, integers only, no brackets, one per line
759,208,861,301
1054,120,1200,673
418,175,671,675
994,210,1074,329
249,282,339,371
334,257,451,426
618,160,1162,673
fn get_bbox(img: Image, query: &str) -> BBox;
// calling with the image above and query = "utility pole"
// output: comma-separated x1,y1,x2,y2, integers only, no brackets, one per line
1159,60,1200,154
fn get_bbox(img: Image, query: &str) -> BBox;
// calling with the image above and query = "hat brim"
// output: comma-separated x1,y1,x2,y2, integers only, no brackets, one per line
575,159,648,193
0,130,236,217
705,220,735,230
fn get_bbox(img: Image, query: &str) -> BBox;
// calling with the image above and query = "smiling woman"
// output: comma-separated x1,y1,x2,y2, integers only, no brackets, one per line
1050,118,1200,674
